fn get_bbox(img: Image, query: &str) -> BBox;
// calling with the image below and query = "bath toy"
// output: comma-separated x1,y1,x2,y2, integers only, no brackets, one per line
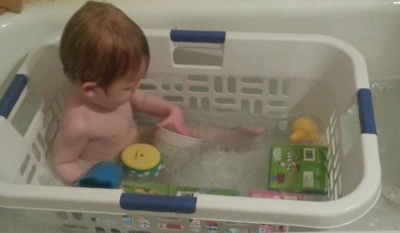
122,181,173,195
154,127,203,148
268,145,329,195
289,116,320,144
121,180,238,196
119,143,165,178
75,162,122,189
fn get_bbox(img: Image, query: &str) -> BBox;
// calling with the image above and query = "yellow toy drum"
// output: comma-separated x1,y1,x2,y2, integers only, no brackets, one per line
119,144,165,178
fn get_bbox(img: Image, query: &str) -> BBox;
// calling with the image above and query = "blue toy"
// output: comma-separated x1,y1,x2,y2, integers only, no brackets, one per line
74,162,122,189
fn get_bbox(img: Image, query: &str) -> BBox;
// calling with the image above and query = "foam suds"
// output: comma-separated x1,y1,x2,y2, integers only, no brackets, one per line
382,185,400,205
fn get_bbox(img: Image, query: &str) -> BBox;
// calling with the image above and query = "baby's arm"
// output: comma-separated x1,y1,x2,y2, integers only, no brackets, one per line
52,117,89,185
130,90,193,136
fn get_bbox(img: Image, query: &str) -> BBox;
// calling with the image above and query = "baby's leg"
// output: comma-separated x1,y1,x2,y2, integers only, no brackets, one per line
196,126,265,152
138,122,264,152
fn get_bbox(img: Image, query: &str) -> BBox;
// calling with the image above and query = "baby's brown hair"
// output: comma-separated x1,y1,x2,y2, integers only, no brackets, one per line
60,1,150,91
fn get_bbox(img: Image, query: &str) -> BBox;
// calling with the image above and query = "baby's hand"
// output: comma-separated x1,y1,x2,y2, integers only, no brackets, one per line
156,106,195,137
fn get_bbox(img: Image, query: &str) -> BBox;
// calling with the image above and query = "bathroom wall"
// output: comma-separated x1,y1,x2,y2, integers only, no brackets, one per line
1,0,400,92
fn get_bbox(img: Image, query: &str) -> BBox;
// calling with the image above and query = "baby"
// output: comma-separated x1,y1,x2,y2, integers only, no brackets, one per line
52,1,192,185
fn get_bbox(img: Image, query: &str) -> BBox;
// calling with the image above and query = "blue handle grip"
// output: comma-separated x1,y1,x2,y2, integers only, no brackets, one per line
357,89,377,134
120,193,197,214
170,30,226,44
0,74,28,119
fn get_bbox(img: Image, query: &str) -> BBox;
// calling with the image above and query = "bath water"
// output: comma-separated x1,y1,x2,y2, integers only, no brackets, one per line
370,79,400,207
328,79,400,231
135,111,289,196
38,110,290,196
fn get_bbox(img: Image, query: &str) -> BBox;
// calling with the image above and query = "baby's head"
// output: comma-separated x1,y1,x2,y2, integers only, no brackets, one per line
60,1,149,91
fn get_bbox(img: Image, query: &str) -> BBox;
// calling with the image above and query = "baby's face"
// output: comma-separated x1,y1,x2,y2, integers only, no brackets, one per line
96,65,147,109
100,77,139,109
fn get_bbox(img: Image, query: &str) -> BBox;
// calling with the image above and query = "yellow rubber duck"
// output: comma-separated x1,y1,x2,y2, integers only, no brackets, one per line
289,116,319,144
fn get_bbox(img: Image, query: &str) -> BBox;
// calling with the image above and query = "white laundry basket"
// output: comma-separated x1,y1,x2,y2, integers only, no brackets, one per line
0,29,380,232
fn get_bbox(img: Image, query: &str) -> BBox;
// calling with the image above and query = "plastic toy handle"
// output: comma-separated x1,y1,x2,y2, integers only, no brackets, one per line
0,74,27,119
120,193,197,214
357,89,377,134
75,162,122,189
170,29,226,44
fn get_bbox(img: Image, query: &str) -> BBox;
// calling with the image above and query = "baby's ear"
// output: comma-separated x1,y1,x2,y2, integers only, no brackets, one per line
81,82,101,98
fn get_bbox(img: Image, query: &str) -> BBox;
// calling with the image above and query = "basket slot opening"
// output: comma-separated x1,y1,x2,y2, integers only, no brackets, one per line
62,224,89,231
201,98,210,111
26,164,36,184
189,97,198,110
188,85,209,93
9,83,41,137
55,211,68,220
242,87,262,95
140,83,157,91
163,96,184,104
269,79,278,95
43,110,52,129
19,154,30,175
214,76,223,93
254,100,263,115
32,143,41,162
282,79,291,96
46,120,57,141
173,46,223,67
72,212,84,221
241,99,250,114
37,132,47,152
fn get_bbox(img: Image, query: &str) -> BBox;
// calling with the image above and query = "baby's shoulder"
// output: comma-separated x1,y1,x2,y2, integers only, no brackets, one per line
58,108,91,135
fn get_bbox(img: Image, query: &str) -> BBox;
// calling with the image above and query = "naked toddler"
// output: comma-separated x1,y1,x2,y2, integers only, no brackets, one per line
52,1,192,185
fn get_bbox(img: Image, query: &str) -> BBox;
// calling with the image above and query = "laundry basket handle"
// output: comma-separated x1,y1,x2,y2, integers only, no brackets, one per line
0,74,27,119
358,89,377,134
170,29,226,44
120,193,197,214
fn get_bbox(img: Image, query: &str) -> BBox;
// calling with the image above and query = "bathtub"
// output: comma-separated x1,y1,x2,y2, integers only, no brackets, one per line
1,0,400,232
